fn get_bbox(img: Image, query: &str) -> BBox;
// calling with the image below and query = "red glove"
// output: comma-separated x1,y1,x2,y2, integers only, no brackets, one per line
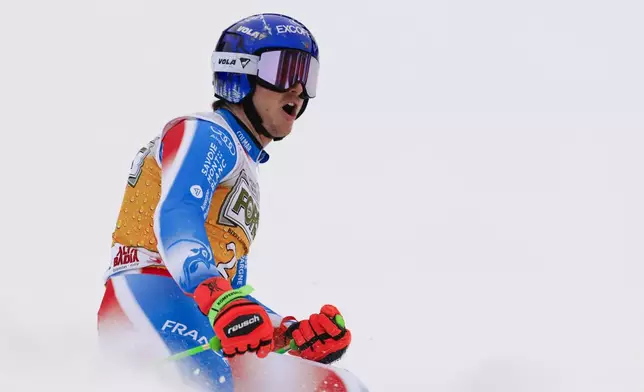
193,277,274,358
282,305,351,364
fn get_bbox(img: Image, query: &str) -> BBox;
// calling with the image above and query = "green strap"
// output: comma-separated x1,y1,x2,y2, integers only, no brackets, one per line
207,284,255,326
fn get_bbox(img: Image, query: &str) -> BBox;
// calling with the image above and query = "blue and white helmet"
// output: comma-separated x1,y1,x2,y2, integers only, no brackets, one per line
212,13,320,105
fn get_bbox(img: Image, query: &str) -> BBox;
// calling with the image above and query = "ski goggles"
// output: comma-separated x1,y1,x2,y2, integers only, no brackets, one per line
212,49,319,98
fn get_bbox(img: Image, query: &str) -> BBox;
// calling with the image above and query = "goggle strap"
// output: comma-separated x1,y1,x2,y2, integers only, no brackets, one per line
211,52,260,75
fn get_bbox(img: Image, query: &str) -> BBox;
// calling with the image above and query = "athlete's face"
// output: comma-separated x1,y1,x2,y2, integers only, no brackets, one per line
252,83,305,140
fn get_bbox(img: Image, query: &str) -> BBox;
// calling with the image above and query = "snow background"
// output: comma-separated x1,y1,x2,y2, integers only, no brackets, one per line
1,0,644,390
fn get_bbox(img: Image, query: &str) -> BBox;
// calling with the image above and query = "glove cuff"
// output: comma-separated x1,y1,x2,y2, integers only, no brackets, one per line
193,277,255,325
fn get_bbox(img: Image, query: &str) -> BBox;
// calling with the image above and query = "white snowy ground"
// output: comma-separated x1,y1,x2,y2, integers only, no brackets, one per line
1,0,644,391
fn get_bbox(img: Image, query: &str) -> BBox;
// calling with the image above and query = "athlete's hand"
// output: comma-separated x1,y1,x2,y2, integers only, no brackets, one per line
283,305,351,364
193,277,274,358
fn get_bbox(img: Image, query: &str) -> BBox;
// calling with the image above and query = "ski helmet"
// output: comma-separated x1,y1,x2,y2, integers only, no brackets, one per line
211,13,320,141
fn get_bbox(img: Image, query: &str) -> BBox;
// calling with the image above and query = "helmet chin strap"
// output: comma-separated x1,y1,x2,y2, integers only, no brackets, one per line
297,97,309,119
242,96,284,142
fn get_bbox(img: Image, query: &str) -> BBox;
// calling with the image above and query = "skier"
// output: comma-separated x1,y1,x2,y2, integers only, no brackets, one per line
97,13,352,390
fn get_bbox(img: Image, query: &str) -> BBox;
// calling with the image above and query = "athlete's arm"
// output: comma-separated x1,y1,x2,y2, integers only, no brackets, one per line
154,118,237,294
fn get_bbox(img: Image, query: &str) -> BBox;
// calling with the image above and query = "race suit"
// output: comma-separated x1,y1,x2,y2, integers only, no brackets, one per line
97,108,281,391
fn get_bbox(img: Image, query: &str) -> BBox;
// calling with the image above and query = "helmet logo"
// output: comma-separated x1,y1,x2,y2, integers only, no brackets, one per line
276,25,310,37
237,26,267,40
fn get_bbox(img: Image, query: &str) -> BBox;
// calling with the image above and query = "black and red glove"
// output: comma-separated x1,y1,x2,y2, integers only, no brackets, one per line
279,305,351,364
193,277,274,358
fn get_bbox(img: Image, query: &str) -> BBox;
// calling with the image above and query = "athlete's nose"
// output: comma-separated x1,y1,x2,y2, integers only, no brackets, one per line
289,83,304,96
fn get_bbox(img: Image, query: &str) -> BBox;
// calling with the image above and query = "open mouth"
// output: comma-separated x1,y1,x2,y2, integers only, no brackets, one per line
282,102,297,117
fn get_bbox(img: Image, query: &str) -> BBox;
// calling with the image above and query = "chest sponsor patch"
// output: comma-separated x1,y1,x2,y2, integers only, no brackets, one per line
218,170,260,242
